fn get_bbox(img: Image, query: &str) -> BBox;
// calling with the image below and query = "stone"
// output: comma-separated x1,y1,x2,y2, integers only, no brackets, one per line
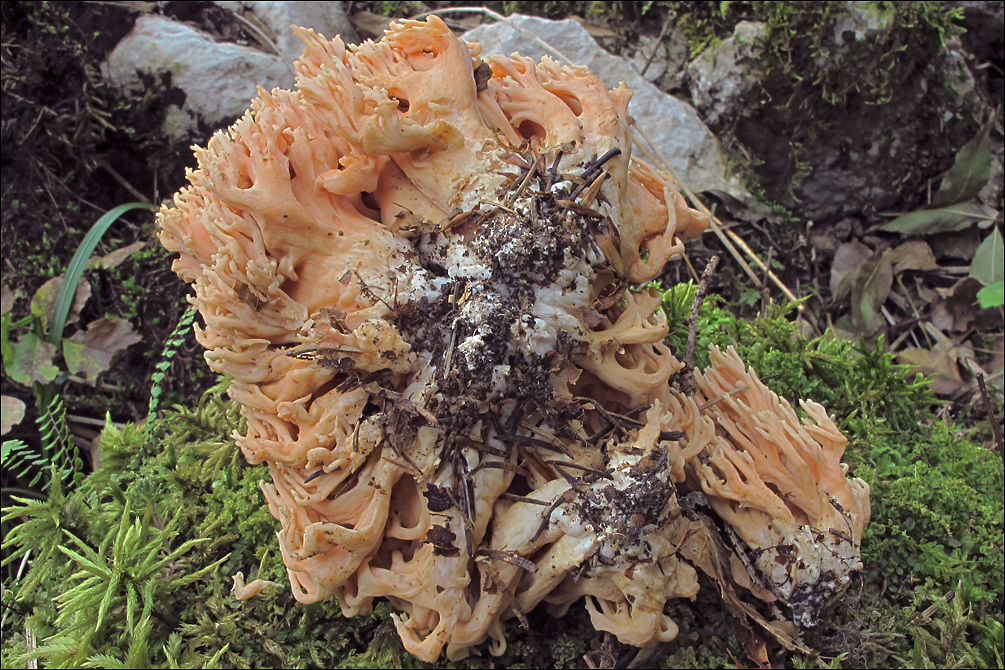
214,1,359,62
101,3,357,140
685,2,982,222
102,13,291,139
463,14,755,205
686,21,768,129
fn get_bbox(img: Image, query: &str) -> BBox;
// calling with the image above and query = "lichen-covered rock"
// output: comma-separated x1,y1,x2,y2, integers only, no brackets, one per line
685,21,768,130
101,2,356,140
684,2,981,221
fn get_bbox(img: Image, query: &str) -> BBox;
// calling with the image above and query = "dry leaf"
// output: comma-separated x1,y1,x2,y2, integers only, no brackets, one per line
887,240,941,274
676,512,810,655
929,227,982,261
62,317,142,385
914,276,937,303
930,278,982,333
850,251,893,335
830,240,873,300
568,15,619,38
898,346,966,396
1,282,22,315
1,395,27,435
87,241,145,270
351,11,393,40
733,619,771,669
30,276,91,331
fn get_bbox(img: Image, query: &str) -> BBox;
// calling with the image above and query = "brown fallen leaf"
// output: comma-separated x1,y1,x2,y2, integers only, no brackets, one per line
898,346,967,396
733,619,771,669
830,240,873,300
887,240,941,274
87,240,145,270
1,282,22,315
351,11,393,40
62,317,143,385
929,226,982,262
30,276,91,331
676,511,810,656
930,278,982,334
568,15,619,38
850,250,894,336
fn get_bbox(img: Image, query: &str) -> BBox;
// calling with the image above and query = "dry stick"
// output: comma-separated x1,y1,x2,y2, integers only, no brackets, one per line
976,373,1004,456
760,246,774,318
100,163,150,204
639,10,675,77
631,124,801,306
685,255,720,373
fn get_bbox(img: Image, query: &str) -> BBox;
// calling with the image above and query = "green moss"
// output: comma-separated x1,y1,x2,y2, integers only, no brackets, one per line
859,422,1004,606
666,295,936,438
2,288,1002,668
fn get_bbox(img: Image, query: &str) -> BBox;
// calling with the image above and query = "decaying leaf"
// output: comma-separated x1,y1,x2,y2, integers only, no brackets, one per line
931,278,982,334
970,226,1004,286
850,251,893,335
898,346,966,396
7,332,59,386
676,511,810,656
569,15,620,38
1,282,22,315
930,124,992,208
30,276,91,331
830,240,873,300
62,317,143,385
1,395,27,435
87,241,146,270
350,11,393,39
887,240,941,274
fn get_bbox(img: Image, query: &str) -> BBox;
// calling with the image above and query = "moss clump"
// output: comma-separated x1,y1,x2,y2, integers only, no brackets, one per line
2,288,1002,668
666,296,937,438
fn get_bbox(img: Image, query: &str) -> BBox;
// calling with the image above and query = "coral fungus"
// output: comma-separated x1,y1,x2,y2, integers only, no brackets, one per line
158,16,868,662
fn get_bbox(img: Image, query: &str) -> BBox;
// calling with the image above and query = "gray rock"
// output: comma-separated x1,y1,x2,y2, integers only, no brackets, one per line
102,13,291,139
101,3,357,140
214,1,359,63
686,21,768,129
686,2,982,222
463,15,754,205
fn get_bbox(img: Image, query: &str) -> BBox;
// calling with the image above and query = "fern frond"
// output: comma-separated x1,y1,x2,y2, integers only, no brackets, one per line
145,305,197,449
36,394,84,486
1,439,51,486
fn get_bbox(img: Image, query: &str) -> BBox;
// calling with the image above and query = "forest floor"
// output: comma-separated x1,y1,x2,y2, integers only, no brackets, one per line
1,3,1002,667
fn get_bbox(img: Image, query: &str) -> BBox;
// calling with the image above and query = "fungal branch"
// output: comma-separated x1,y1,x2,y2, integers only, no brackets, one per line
157,16,870,663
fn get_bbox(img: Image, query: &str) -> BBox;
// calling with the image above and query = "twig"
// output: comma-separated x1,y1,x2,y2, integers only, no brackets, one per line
66,413,122,428
26,623,37,670
639,10,674,77
685,255,720,373
631,124,801,307
697,384,751,411
759,246,773,318
100,163,150,204
976,373,1004,456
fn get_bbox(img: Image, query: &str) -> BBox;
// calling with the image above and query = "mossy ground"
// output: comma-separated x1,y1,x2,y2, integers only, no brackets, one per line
2,2,1001,668
3,294,1001,669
